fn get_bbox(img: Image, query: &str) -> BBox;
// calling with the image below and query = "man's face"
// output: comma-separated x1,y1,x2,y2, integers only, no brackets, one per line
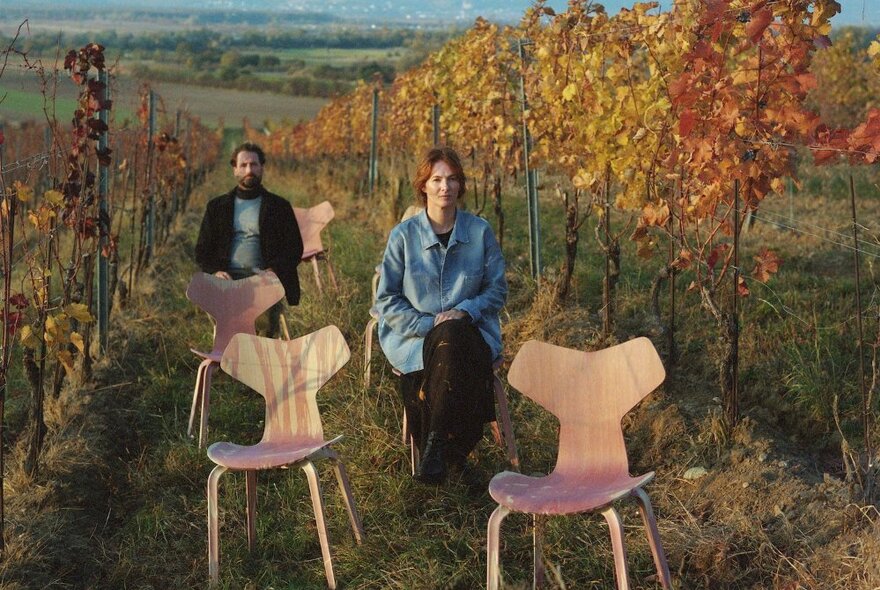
233,150,263,189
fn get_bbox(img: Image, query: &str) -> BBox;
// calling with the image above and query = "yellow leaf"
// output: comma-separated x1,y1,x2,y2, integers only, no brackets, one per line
869,41,880,58
65,303,93,323
562,83,577,102
632,128,647,142
14,181,33,203
572,170,595,189
70,331,85,353
44,190,64,206
19,325,41,349
57,350,76,376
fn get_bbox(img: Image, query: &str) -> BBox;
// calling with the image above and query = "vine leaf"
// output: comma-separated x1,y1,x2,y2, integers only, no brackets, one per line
746,8,773,44
753,248,783,282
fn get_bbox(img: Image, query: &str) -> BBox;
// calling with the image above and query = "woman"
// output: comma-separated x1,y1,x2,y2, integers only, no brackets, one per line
376,146,507,484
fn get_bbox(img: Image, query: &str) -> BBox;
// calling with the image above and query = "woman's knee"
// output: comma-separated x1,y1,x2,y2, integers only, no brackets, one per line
430,317,472,342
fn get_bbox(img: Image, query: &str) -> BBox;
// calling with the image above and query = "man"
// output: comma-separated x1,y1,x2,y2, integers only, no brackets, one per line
195,142,303,336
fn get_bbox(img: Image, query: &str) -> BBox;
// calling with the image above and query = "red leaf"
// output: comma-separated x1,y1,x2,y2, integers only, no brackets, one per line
707,247,720,270
0,129,4,146
746,8,773,43
679,108,697,137
10,293,28,309
706,244,730,271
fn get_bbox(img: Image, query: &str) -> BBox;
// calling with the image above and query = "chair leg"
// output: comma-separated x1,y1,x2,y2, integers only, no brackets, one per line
311,257,323,293
533,514,546,589
363,317,377,387
401,409,420,475
325,257,338,290
631,487,673,589
328,453,365,543
493,374,520,471
207,464,228,586
486,504,510,590
189,359,212,439
601,506,632,590
402,408,409,445
198,363,217,449
302,461,336,590
245,470,257,552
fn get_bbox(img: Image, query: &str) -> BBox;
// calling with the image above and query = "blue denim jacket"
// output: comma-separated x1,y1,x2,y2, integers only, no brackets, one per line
376,209,507,374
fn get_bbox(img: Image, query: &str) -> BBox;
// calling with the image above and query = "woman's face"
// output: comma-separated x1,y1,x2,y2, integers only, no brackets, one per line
423,160,461,211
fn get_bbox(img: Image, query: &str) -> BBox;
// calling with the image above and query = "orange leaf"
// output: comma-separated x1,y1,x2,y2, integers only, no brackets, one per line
737,276,751,297
642,201,671,227
752,248,783,282
746,8,773,43
679,108,697,137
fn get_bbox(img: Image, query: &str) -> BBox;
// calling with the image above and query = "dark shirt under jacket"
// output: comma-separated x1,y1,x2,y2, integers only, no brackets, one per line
195,187,305,305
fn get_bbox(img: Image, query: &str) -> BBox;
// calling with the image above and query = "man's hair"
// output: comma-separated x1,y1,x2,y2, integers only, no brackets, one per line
229,142,267,167
411,145,467,205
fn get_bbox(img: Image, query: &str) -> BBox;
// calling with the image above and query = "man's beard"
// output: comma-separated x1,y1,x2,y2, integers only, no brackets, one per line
238,175,261,190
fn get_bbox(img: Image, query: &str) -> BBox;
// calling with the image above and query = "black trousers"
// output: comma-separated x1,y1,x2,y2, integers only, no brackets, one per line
399,318,495,464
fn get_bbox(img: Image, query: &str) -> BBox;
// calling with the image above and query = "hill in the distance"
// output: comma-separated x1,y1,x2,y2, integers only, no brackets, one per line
14,0,533,24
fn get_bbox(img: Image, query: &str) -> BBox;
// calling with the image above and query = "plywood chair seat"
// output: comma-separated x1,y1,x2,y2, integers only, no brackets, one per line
208,435,343,471
190,348,222,362
489,470,655,514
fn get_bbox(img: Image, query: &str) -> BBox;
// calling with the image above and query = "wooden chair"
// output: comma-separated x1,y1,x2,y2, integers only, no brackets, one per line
294,200,338,293
486,337,673,590
186,271,285,448
207,327,364,589
363,205,424,387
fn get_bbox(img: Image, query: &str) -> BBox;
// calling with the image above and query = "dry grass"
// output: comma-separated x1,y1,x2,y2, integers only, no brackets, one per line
2,160,880,589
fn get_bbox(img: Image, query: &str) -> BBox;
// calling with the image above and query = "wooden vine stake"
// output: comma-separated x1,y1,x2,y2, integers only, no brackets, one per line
849,174,873,490
728,178,740,428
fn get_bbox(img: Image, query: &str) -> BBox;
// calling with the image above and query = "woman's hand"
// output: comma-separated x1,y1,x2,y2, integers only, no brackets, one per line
213,271,232,280
434,309,468,326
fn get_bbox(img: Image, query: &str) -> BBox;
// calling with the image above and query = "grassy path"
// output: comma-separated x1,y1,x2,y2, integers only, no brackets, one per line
4,163,880,589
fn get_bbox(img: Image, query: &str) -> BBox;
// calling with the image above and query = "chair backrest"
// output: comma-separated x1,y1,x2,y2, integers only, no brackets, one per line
400,205,423,221
507,337,665,481
186,272,286,355
294,200,335,257
220,326,351,445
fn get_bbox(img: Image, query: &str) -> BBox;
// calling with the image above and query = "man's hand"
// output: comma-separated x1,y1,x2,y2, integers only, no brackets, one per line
213,271,232,280
434,309,468,326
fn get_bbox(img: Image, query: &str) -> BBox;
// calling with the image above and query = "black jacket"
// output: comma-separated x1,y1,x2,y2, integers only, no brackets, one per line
195,187,304,305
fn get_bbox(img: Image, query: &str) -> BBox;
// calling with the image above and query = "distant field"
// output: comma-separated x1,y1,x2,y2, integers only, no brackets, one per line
269,46,405,64
0,88,85,120
0,69,327,128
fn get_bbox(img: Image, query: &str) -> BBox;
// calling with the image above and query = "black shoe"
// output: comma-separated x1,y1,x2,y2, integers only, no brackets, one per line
415,431,446,485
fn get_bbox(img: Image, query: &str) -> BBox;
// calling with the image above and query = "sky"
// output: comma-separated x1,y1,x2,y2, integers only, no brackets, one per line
540,0,879,27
